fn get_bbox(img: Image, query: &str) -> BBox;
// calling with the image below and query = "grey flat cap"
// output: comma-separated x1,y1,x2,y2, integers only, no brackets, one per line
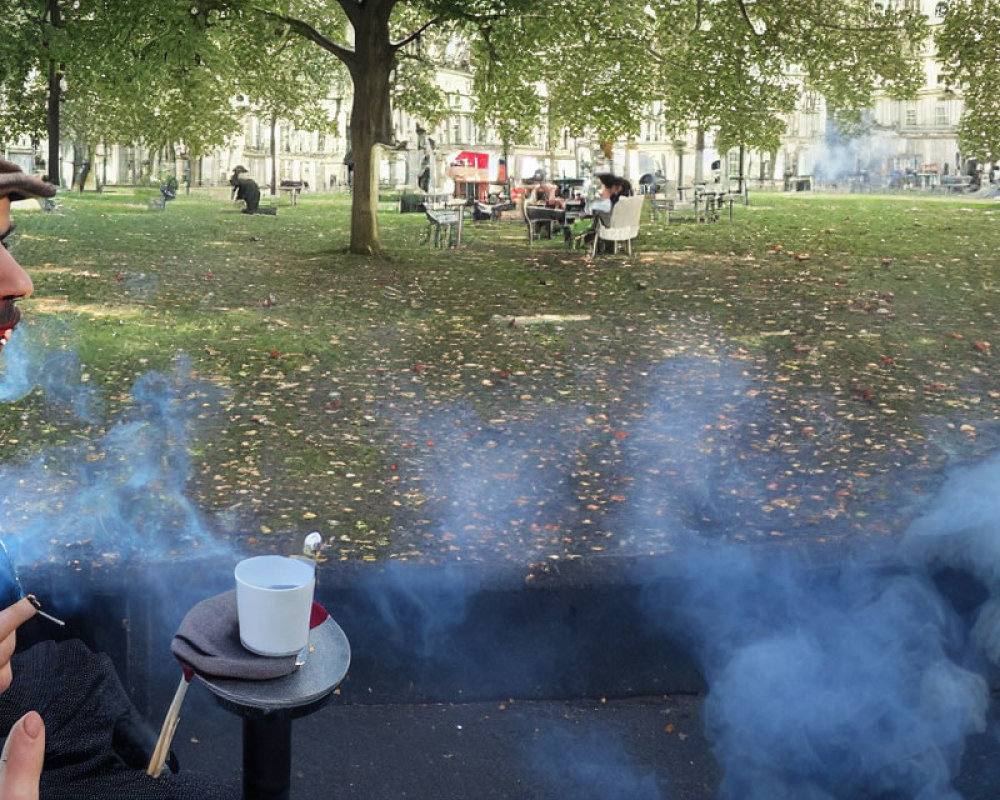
0,158,57,202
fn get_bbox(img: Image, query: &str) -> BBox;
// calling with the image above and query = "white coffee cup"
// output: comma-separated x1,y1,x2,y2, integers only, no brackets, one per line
235,555,316,657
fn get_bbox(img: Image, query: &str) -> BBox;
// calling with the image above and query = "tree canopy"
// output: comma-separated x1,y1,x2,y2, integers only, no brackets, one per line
1,0,932,252
936,0,1000,163
0,0,249,176
470,0,926,158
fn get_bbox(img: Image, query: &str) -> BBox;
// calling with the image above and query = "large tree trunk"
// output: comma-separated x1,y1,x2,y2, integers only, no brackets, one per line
345,3,396,255
46,0,62,186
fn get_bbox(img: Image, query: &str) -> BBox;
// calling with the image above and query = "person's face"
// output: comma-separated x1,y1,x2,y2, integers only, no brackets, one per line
0,198,34,353
599,182,613,199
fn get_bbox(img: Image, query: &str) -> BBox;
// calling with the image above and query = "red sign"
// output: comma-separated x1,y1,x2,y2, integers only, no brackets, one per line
454,151,488,169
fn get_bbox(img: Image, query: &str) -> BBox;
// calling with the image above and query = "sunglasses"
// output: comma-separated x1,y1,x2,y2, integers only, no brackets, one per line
0,225,16,251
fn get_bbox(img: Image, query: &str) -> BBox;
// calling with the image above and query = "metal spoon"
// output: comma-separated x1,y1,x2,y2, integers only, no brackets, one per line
295,532,324,666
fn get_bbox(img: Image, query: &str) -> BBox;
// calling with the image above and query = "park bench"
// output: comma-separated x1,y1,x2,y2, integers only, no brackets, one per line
419,193,452,212
523,199,565,243
423,207,460,247
935,175,973,194
786,175,813,192
279,180,306,205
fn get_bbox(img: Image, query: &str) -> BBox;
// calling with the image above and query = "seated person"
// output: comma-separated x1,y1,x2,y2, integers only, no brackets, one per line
234,177,261,214
0,158,238,799
566,174,633,245
523,183,545,206
525,183,568,210
522,185,564,236
160,176,178,203
588,174,632,222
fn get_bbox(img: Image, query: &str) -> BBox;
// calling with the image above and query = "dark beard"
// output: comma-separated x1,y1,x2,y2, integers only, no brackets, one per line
0,298,21,330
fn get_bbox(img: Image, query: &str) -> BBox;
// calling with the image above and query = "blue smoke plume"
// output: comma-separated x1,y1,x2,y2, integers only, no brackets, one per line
0,355,229,575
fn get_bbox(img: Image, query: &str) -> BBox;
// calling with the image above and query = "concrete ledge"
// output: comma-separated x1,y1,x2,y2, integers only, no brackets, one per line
18,548,1000,717
17,555,704,713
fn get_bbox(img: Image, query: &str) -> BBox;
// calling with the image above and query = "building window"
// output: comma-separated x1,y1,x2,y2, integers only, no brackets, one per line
935,104,949,126
727,151,740,178
905,108,917,126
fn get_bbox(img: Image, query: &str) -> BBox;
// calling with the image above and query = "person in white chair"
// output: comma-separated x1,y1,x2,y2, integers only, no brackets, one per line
566,174,633,247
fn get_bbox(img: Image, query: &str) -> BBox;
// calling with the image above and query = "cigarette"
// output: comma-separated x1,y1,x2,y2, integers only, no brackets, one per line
25,594,66,627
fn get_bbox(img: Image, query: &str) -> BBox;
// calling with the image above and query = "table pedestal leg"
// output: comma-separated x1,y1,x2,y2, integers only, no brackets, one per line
243,714,292,800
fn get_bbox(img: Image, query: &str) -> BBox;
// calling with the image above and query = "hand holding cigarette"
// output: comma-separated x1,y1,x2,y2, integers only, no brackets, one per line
0,599,38,694
0,601,44,800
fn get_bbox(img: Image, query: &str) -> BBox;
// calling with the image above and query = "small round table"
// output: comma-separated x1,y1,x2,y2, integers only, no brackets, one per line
197,617,351,800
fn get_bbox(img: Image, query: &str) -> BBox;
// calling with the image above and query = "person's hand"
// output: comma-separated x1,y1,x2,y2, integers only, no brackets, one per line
0,711,44,800
0,600,43,799
0,599,36,694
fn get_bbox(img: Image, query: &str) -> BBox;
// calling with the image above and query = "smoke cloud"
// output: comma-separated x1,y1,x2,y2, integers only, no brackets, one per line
0,352,230,583
370,354,999,797
0,325,100,421
638,542,987,799
901,452,1000,667
620,362,997,799
3,309,999,799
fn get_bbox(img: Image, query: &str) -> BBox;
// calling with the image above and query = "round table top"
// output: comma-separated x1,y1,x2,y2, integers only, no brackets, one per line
197,616,351,716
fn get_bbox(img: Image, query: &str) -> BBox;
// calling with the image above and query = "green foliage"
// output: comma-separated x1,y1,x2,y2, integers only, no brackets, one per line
392,54,448,129
4,0,927,251
461,0,927,158
234,22,346,137
0,0,252,156
0,1,50,145
469,15,545,148
936,0,1000,162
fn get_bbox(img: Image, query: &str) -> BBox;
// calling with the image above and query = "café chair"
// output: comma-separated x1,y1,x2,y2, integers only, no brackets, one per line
590,194,644,257
522,196,554,243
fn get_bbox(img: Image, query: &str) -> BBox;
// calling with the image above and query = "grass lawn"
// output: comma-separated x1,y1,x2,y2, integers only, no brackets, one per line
2,188,998,570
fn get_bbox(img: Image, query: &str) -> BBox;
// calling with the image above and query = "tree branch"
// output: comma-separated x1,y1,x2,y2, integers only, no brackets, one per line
733,0,762,38
392,17,441,51
249,5,354,63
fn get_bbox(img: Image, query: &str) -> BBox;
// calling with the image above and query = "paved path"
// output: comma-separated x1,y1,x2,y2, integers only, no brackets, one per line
173,689,1000,799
